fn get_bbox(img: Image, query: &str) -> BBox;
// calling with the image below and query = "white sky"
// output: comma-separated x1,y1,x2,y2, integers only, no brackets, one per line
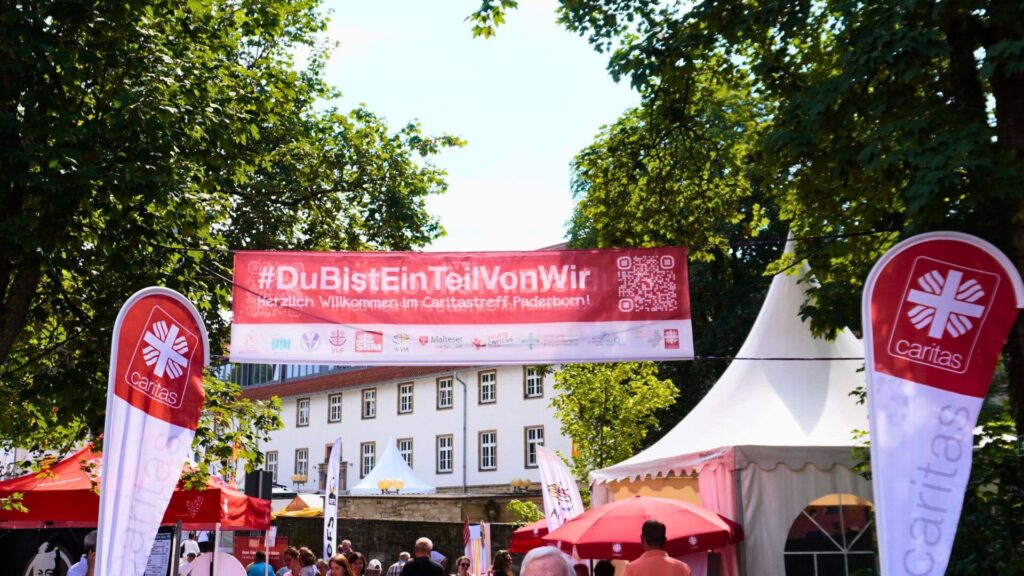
319,0,639,251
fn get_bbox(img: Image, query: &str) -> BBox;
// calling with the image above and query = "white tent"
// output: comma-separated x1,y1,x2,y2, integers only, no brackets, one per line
590,247,872,576
350,437,437,495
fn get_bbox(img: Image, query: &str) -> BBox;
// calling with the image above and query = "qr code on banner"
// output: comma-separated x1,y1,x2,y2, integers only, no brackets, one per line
617,255,678,312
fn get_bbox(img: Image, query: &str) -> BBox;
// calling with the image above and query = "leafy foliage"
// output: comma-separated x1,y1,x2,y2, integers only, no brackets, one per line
478,0,1024,430
467,0,520,38
567,99,787,435
948,405,1024,574
551,362,678,483
1,0,462,456
181,375,283,489
507,499,544,525
473,0,1024,568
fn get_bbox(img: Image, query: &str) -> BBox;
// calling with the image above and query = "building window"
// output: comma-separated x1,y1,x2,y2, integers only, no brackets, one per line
294,448,308,477
398,382,414,414
478,370,497,404
398,438,414,467
436,435,453,474
328,393,342,423
265,450,278,483
525,426,544,468
524,366,544,398
362,388,377,419
437,376,454,410
361,442,376,478
783,494,877,575
479,430,497,471
296,397,310,427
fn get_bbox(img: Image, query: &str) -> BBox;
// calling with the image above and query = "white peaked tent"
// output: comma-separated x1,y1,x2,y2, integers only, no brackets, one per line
590,247,872,576
350,437,437,495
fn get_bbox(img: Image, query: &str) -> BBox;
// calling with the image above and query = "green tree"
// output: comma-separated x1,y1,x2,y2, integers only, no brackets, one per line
507,499,544,525
948,402,1024,573
1,0,462,454
474,0,1024,434
567,98,786,434
473,1,1024,569
551,362,678,483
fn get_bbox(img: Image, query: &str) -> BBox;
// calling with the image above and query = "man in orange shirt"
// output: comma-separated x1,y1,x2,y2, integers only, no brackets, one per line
623,520,692,576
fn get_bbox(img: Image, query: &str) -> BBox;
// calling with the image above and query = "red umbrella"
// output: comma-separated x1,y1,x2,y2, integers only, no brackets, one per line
509,519,548,554
542,495,743,560
0,446,270,530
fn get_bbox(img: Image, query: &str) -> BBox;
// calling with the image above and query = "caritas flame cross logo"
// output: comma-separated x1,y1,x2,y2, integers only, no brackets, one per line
125,306,199,408
143,321,190,379
888,258,999,374
906,269,986,339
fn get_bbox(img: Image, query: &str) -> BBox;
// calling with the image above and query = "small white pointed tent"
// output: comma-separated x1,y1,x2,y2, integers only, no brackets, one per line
350,437,436,495
591,244,872,576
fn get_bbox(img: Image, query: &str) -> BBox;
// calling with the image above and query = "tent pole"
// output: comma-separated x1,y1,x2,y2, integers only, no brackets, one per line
733,467,746,576
170,520,182,576
212,523,220,574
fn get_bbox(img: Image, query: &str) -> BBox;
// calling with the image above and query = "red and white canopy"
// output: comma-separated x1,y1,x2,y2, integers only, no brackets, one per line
0,446,270,530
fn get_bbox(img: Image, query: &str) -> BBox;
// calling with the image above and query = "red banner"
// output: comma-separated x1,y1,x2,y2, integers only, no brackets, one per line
863,232,1023,575
230,248,692,364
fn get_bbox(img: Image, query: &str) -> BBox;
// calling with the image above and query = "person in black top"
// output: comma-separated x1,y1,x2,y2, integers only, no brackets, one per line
400,538,445,576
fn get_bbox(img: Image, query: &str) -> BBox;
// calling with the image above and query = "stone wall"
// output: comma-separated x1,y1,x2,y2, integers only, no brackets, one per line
275,517,518,569
336,491,543,524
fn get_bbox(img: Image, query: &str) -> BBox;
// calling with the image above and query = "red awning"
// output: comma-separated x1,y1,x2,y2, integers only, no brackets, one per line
0,446,270,530
509,518,548,554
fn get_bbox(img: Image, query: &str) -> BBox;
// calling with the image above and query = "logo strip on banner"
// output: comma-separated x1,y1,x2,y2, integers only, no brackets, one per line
229,248,692,365
863,232,1023,576
97,288,209,576
323,437,342,561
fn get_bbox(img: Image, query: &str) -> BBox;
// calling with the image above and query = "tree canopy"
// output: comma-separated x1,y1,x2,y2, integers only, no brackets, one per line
473,0,1024,569
1,0,462,457
551,362,678,484
475,0,1024,429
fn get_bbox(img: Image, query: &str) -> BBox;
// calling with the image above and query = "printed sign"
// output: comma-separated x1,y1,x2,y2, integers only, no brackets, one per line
230,248,692,364
97,288,209,576
536,445,584,533
863,232,1023,576
323,438,342,561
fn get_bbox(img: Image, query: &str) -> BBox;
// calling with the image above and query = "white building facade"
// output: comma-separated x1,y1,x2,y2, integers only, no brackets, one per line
241,364,570,493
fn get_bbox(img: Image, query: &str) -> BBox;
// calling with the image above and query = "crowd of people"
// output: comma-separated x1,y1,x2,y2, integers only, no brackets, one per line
65,519,689,576
238,520,689,576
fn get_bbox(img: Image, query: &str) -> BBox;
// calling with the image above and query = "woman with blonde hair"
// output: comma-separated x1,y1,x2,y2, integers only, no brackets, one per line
452,556,471,576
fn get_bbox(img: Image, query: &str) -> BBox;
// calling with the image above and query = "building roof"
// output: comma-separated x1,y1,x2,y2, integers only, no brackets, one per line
592,240,868,483
240,366,463,400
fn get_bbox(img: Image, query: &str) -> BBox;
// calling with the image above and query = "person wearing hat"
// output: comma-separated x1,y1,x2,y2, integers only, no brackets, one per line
366,559,383,576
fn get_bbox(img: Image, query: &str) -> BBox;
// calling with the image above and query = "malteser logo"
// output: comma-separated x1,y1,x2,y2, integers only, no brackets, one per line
126,306,198,408
889,258,999,374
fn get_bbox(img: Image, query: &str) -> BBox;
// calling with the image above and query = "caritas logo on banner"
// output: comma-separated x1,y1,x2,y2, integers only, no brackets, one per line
863,232,1023,576
97,288,209,576
229,248,692,365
